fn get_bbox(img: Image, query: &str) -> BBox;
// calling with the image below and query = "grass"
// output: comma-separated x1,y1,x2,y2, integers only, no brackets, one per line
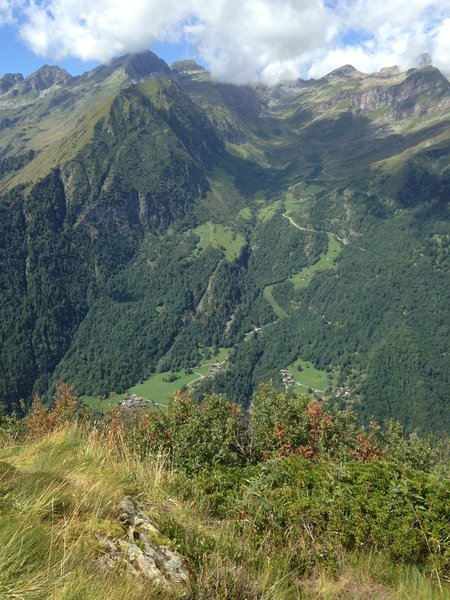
257,200,282,222
0,427,446,600
0,428,171,600
237,207,252,220
305,551,448,599
286,358,329,393
193,222,245,261
82,348,230,411
3,79,120,192
284,190,311,213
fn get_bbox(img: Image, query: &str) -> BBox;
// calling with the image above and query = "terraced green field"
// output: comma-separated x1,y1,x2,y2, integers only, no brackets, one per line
263,284,288,318
284,191,311,213
237,207,252,220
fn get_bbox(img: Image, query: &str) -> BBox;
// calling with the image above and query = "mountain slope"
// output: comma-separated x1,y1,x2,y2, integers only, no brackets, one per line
0,54,449,433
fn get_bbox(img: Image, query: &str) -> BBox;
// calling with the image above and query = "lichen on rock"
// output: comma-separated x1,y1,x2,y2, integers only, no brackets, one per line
96,498,190,589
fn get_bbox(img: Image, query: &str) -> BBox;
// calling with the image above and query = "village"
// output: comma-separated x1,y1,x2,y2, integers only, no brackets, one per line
208,362,225,376
119,393,151,411
280,369,296,386
335,386,352,399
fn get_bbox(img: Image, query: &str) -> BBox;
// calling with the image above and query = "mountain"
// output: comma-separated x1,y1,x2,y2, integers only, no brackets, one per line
0,54,449,434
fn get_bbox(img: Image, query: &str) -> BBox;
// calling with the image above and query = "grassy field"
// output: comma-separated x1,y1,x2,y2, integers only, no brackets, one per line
257,200,282,221
81,348,229,411
237,207,252,220
286,358,329,393
284,191,311,213
193,222,245,261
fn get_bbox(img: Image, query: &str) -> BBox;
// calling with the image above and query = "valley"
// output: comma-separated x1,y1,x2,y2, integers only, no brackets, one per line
0,54,449,434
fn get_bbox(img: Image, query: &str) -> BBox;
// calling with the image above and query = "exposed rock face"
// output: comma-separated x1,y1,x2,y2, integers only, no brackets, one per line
97,498,190,588
0,73,24,94
376,66,401,78
350,66,450,117
24,65,73,93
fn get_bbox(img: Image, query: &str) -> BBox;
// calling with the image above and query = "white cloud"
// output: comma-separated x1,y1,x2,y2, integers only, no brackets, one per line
185,0,333,84
3,0,450,83
19,0,192,61
433,18,450,73
309,0,450,77
0,0,13,26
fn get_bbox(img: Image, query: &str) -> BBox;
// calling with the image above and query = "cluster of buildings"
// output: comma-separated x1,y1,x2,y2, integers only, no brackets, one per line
119,394,150,411
280,369,296,386
335,387,352,399
209,363,225,376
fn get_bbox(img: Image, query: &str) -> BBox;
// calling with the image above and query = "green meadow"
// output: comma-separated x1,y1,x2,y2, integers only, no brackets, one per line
286,358,329,393
193,222,245,261
81,348,229,411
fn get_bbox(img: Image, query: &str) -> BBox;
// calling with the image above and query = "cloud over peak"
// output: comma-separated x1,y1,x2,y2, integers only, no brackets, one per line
3,0,450,83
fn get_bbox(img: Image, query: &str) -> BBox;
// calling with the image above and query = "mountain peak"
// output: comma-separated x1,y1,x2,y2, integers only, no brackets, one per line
88,51,171,84
403,65,450,95
171,60,206,74
121,51,171,79
25,65,73,92
327,64,363,79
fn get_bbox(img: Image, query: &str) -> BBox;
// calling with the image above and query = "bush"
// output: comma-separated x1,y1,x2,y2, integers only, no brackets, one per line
166,392,247,472
24,383,79,440
226,457,450,575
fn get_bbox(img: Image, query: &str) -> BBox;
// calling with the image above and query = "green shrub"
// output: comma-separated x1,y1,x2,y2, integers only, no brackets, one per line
166,392,247,472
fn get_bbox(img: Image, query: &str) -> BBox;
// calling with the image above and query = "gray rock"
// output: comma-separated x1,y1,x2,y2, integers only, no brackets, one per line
96,498,190,589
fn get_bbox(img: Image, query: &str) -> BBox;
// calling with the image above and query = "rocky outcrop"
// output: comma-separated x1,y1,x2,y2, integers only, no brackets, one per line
24,65,73,93
213,117,247,143
350,66,450,117
97,498,190,589
0,73,24,94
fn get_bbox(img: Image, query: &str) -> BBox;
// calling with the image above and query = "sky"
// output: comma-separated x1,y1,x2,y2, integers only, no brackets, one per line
1,0,450,84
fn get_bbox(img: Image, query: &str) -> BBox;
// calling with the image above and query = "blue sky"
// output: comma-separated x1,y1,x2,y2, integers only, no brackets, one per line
0,1,449,84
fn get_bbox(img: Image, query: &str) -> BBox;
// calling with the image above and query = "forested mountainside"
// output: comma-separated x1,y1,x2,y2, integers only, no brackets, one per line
0,52,449,433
